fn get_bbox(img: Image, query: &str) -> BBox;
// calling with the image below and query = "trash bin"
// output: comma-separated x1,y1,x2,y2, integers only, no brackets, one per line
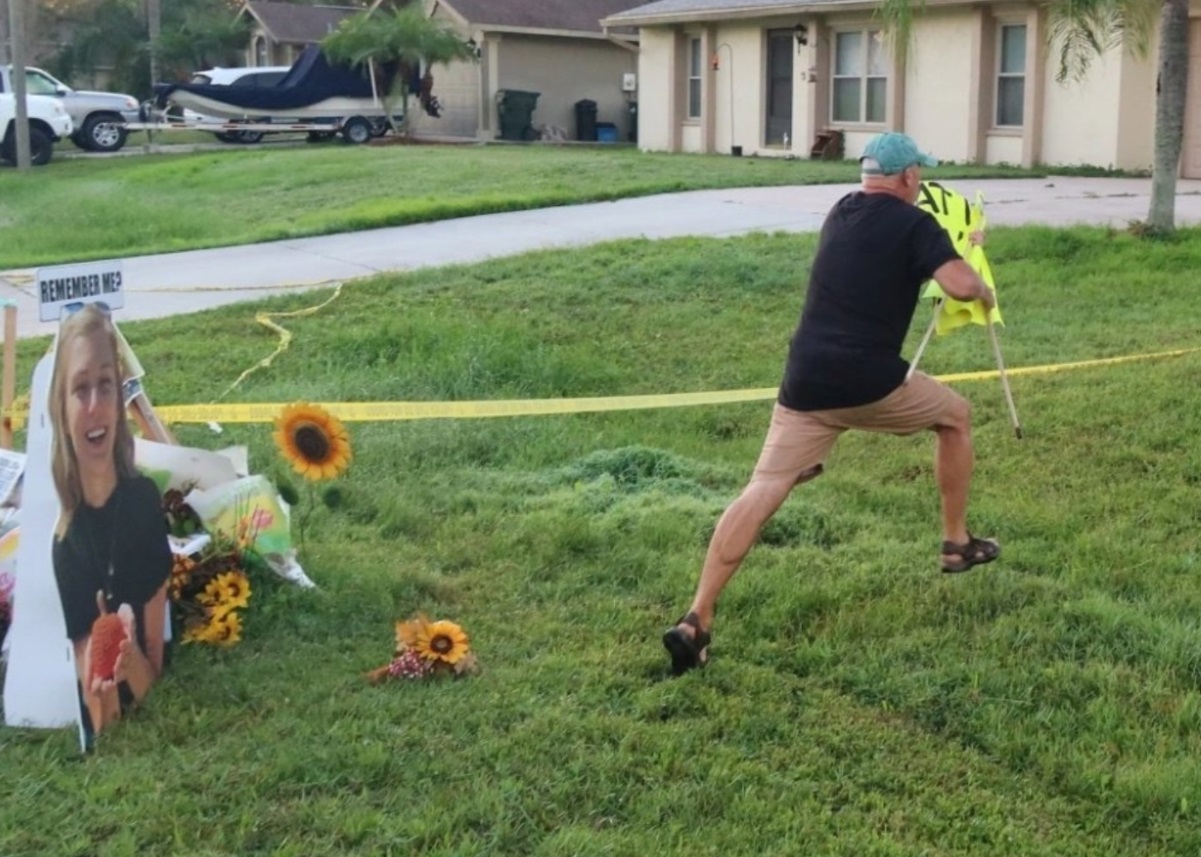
497,89,540,141
596,122,618,143
574,99,598,142
627,101,638,143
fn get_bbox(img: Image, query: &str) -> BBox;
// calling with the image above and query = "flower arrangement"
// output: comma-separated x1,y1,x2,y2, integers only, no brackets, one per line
170,544,252,646
165,488,264,647
272,402,351,557
366,614,480,683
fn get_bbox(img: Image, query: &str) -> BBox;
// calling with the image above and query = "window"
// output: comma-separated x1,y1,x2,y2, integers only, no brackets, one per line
687,37,702,119
232,71,287,88
832,29,887,124
996,24,1026,127
24,70,63,96
254,36,269,68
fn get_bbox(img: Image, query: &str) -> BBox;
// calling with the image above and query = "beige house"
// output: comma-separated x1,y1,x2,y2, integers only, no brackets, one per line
239,2,363,68
601,0,1187,173
397,0,641,141
234,0,641,141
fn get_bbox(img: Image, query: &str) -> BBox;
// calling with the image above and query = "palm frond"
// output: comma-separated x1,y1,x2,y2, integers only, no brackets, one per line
1048,0,1155,82
873,0,923,60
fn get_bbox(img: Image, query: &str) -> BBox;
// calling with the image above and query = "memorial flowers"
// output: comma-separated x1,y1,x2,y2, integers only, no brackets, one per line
366,614,480,683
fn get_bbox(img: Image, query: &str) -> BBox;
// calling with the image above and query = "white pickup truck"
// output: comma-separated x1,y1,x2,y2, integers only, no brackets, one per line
1,65,140,152
0,92,74,166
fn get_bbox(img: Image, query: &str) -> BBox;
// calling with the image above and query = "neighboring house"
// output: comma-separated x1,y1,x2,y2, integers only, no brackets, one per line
601,0,1179,174
372,0,641,141
238,1,363,69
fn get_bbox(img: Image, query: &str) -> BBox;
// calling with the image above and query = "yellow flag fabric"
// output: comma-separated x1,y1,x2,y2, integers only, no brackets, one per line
916,181,1003,335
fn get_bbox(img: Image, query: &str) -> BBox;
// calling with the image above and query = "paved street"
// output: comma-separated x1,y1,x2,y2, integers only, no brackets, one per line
4,176,1200,339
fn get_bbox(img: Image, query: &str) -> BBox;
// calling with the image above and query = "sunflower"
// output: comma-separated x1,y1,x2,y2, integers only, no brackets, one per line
184,611,244,646
273,403,352,481
213,571,251,610
395,617,424,652
207,611,243,647
413,619,470,665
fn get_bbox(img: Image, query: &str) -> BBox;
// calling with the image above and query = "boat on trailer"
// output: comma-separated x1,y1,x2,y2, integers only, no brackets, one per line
144,46,411,144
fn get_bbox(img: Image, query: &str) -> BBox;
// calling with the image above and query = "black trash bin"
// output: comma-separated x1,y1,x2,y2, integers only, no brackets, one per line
574,99,598,142
627,101,638,143
497,89,540,141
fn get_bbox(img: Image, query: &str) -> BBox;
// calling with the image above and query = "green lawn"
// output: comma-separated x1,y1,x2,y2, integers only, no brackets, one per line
0,143,1031,268
3,226,1201,855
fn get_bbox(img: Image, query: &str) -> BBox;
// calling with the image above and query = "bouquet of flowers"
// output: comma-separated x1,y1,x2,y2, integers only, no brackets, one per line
170,541,252,646
366,614,480,683
165,486,265,647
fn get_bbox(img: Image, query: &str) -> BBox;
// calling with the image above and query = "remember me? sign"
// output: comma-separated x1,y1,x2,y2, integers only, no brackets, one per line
37,260,125,322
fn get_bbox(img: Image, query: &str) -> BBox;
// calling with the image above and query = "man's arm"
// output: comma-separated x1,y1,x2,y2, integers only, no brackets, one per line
932,258,996,311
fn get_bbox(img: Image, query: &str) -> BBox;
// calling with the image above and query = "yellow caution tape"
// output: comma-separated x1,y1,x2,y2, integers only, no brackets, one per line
4,345,1198,428
213,283,345,401
934,346,1201,383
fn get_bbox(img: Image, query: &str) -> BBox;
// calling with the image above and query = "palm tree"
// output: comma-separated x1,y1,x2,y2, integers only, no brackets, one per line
878,0,1186,234
321,3,476,136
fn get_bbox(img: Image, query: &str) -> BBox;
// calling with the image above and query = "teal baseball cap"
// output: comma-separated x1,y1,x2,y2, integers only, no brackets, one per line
859,132,939,175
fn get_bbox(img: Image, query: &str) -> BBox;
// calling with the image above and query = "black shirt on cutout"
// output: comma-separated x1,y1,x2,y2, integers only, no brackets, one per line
779,192,959,411
53,474,171,655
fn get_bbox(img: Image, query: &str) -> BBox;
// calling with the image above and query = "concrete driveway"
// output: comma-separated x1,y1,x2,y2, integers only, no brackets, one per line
3,176,1200,339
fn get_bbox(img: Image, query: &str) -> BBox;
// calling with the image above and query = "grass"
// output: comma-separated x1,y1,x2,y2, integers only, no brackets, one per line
2,224,1201,855
0,143,1033,268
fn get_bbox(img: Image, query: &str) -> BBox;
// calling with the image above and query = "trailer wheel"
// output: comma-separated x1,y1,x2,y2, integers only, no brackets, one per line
341,116,372,145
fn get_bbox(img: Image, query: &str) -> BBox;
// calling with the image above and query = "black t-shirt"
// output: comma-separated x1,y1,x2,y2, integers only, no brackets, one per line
779,192,959,411
53,474,171,654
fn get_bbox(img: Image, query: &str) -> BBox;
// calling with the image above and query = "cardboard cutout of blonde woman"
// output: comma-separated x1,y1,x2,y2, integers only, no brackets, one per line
2,303,171,751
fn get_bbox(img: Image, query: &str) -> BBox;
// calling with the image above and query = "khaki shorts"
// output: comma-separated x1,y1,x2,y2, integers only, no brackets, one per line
752,372,965,484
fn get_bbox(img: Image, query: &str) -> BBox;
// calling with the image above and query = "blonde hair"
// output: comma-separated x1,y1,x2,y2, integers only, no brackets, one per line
49,304,137,528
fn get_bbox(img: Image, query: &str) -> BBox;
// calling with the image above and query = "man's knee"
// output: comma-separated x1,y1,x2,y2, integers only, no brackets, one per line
936,393,971,433
738,476,798,520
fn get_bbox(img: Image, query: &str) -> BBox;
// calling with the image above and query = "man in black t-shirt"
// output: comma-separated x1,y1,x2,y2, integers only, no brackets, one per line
664,132,1001,676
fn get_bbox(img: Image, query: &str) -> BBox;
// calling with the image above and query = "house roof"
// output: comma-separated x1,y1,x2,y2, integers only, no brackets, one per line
241,1,363,44
440,0,643,35
604,0,872,25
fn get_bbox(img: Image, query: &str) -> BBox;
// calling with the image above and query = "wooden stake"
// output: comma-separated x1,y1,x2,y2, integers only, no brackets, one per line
907,299,942,381
125,379,176,445
987,318,1022,439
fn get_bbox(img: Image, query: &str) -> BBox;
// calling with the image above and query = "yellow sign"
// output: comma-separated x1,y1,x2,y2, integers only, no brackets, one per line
917,181,1003,334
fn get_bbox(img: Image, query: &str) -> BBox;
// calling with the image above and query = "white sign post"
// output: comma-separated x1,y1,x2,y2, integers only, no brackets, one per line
37,260,125,322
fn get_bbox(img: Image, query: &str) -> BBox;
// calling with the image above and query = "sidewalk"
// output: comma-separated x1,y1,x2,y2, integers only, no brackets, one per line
4,176,1200,339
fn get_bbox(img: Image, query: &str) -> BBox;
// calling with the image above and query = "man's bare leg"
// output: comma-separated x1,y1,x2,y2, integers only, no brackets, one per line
934,398,973,547
933,397,999,570
675,465,823,639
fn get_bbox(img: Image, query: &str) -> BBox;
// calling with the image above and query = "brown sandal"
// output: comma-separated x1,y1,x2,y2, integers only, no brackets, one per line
941,534,1001,573
662,612,711,676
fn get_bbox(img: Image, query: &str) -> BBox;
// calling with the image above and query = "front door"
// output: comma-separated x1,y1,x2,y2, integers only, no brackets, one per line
765,30,794,147
1183,20,1201,178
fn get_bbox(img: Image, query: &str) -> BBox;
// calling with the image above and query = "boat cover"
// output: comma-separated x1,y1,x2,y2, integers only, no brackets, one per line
155,45,408,109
